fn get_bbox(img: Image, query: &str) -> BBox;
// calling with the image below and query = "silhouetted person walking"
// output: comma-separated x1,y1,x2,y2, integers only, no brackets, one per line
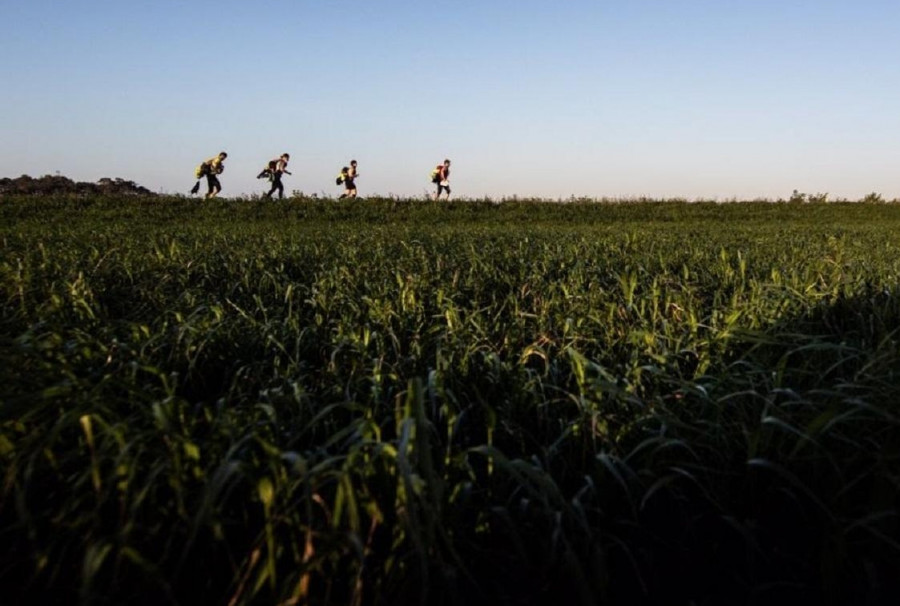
431,159,451,200
339,159,358,199
259,153,292,199
191,152,227,198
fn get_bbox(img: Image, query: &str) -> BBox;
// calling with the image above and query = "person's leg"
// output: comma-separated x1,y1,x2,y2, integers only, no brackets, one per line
267,173,281,198
206,174,218,198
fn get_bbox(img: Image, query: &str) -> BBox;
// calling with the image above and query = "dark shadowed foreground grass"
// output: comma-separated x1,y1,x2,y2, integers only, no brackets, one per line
2,196,899,605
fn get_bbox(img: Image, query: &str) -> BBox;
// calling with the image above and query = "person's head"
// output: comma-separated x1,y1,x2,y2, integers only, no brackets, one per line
219,152,228,160
350,160,357,168
443,159,451,167
341,166,349,173
282,153,290,160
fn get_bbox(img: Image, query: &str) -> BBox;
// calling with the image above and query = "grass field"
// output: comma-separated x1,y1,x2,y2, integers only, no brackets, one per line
2,195,899,605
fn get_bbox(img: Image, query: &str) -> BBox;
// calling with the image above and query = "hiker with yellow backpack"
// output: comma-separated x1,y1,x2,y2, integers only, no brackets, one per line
336,159,358,199
190,152,227,198
257,153,292,199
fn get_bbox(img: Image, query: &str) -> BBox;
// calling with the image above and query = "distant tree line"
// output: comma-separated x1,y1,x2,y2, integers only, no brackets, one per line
0,174,155,196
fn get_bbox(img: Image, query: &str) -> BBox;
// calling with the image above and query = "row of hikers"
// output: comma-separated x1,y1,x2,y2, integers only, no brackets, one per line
191,153,452,200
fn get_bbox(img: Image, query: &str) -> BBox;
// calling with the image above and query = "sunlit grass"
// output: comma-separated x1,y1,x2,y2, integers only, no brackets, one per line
2,196,899,604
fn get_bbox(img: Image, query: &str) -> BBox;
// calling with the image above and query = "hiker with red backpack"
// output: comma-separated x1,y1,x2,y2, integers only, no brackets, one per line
258,153,292,199
431,159,451,200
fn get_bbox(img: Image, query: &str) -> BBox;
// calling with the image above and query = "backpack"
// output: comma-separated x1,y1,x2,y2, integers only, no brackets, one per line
194,163,209,179
430,166,442,182
336,175,344,186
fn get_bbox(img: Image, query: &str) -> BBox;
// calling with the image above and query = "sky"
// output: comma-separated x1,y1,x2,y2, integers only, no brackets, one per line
1,0,899,200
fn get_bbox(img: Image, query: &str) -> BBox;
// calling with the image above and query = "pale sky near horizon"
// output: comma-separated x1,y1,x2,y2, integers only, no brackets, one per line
2,0,898,200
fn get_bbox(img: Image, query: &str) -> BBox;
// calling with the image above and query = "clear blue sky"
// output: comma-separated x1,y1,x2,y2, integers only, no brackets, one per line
2,0,898,199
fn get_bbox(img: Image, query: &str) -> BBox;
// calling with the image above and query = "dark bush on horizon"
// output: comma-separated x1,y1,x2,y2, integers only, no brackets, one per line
0,174,155,197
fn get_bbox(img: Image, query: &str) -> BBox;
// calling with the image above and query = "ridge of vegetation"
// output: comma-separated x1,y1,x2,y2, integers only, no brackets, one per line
0,174,155,196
